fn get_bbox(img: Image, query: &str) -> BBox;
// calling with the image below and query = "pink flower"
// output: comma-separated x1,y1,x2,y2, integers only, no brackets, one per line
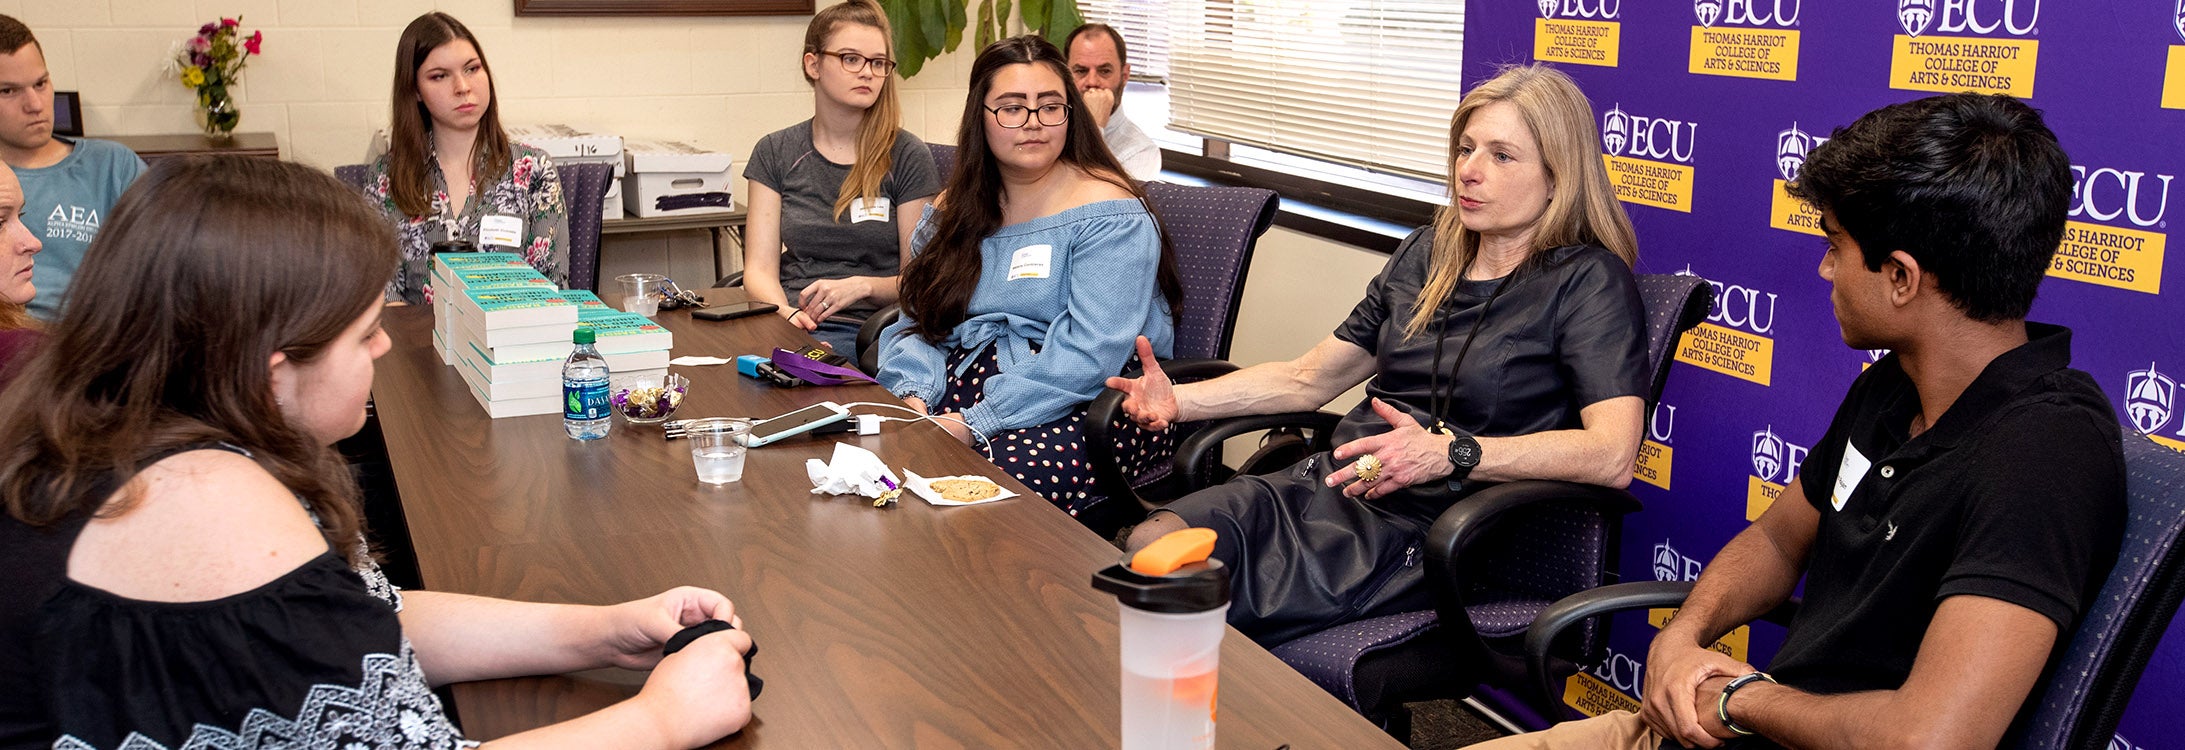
221,17,238,27
527,236,550,265
198,22,216,35
189,36,210,52
244,31,262,55
512,156,534,188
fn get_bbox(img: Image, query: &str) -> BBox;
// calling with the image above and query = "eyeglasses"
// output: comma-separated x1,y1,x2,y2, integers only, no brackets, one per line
817,50,897,76
985,102,1071,129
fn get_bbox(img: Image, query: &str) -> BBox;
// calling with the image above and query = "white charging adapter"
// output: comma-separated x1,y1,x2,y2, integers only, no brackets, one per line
854,414,886,435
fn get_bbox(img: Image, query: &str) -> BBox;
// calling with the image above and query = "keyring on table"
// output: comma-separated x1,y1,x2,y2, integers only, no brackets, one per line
1355,453,1383,484
653,277,706,310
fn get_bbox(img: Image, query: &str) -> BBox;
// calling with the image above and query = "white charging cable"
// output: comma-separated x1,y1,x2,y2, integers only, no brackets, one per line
841,401,995,459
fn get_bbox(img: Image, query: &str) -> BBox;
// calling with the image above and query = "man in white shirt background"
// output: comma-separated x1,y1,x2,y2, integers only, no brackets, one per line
1066,24,1162,181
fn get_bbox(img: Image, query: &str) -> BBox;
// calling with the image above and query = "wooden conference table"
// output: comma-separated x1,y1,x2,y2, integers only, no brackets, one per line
370,299,1404,748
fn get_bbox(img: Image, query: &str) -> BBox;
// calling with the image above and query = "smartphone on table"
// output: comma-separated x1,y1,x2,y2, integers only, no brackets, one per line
693,300,779,321
738,401,852,447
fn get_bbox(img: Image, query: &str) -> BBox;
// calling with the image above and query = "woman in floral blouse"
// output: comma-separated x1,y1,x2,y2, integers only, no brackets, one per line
366,12,568,304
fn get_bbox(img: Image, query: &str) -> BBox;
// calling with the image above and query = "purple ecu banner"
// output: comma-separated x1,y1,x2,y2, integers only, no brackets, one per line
1462,0,2185,741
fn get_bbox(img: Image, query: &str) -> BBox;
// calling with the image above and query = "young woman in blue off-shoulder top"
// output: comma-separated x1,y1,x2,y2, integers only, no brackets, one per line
876,35,1182,533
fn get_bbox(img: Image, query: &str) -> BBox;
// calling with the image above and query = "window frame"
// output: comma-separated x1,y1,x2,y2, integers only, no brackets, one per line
1161,144,1434,253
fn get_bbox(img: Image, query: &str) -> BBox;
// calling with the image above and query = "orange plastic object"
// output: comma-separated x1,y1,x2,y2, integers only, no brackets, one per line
1129,528,1218,576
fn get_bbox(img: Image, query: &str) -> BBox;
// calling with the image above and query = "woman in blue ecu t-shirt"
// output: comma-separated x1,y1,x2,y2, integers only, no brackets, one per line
877,35,1182,532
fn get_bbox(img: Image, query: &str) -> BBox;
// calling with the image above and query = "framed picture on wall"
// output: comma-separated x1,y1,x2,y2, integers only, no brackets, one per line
53,91,82,137
513,0,812,15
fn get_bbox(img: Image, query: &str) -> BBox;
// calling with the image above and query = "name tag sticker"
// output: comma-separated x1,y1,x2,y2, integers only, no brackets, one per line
1830,441,1870,512
478,214,523,249
1009,244,1052,280
850,197,892,224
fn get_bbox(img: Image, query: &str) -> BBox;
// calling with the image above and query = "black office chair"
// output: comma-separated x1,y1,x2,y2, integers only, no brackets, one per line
1146,272,1712,739
1522,431,2185,748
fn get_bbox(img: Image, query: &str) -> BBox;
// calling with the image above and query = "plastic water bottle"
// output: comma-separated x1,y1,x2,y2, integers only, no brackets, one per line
563,328,611,440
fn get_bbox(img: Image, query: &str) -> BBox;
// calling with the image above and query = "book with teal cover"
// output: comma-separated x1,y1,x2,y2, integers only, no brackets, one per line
462,340,670,381
431,262,543,365
430,252,528,285
578,304,640,322
574,309,672,353
462,287,577,329
559,290,610,314
441,267,550,293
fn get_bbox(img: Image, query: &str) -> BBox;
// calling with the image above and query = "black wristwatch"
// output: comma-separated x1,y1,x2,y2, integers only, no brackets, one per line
1445,429,1481,491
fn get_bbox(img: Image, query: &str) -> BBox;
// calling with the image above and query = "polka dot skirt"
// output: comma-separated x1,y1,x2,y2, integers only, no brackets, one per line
937,343,1173,520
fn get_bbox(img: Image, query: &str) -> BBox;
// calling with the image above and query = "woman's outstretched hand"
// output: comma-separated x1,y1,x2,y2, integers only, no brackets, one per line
1104,336,1179,431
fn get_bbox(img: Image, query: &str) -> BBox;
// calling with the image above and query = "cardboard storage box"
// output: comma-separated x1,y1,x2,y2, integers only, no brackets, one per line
509,124,624,221
621,138,734,218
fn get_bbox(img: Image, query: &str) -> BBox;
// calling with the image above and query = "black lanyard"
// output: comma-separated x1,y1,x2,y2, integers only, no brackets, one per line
1425,257,1518,434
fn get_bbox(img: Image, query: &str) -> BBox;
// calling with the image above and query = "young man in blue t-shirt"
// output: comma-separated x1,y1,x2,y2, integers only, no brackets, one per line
0,15,146,321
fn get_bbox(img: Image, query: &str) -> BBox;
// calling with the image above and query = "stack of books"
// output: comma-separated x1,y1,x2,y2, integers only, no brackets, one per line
429,253,552,365
428,255,675,419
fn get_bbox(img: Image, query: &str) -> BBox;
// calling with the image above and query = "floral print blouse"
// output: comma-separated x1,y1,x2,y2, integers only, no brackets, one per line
365,142,570,303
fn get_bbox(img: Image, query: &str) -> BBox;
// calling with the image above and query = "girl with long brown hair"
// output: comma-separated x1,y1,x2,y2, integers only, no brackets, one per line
875,35,1183,533
0,158,754,749
365,12,568,304
740,0,940,358
1111,64,1650,646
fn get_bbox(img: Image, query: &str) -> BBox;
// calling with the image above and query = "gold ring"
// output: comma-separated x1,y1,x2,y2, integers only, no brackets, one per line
1355,453,1383,484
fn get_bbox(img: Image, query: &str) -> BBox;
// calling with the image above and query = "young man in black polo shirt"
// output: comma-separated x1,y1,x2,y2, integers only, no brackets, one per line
1470,94,2126,750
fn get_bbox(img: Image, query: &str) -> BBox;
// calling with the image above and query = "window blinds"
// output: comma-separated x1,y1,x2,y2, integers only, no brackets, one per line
1154,0,1464,182
1075,0,1172,80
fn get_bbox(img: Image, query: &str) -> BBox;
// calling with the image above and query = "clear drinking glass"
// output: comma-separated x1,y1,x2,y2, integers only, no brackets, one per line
616,273,667,316
686,418,751,485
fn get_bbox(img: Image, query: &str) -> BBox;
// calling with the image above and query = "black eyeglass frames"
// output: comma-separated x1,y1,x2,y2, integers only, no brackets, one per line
985,102,1071,129
817,50,897,76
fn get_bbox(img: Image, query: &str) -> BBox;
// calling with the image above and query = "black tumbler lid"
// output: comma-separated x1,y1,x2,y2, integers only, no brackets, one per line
430,240,477,255
1091,557,1231,614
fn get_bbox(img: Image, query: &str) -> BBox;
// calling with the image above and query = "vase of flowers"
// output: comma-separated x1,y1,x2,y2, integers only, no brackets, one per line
170,17,261,141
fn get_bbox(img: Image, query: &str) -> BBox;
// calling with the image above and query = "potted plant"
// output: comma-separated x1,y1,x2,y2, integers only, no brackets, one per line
878,0,1082,78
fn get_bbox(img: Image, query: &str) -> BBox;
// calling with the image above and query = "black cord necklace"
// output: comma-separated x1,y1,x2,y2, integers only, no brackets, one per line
1425,254,1519,435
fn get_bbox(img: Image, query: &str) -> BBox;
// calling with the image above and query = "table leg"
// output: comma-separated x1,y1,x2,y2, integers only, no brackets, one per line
709,227,725,282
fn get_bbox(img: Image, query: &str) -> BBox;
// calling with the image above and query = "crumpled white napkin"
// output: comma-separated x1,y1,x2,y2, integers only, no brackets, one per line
668,355,735,367
805,443,901,499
